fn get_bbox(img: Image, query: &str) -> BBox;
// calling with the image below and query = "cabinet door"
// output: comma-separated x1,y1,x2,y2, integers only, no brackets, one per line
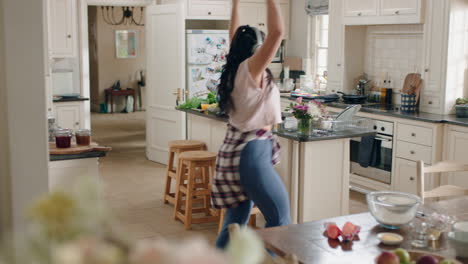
343,0,378,17
422,0,448,94
187,115,212,151
55,103,82,130
187,0,231,19
280,2,290,39
446,130,468,188
380,0,419,16
394,158,418,195
239,3,261,28
210,121,227,152
48,0,76,57
326,0,344,93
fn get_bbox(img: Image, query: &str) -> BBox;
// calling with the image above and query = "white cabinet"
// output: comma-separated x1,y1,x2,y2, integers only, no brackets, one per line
394,158,418,195
187,0,231,19
380,0,419,16
187,114,227,152
47,0,77,58
326,0,344,93
444,126,468,189
54,102,84,130
343,0,378,17
238,0,290,39
342,0,424,25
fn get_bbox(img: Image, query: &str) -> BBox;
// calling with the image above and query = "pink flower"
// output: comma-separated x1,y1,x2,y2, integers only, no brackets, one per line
295,97,303,104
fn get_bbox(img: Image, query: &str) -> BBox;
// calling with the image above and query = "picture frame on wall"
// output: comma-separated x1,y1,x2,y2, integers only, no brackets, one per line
115,30,138,59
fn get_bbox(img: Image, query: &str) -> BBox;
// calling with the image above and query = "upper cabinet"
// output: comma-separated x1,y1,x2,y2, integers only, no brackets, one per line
47,0,77,58
238,0,290,39
186,0,231,19
343,0,424,25
326,0,344,94
343,0,378,17
379,0,420,16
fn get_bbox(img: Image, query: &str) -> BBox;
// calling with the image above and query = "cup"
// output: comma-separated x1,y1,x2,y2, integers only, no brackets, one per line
453,221,468,242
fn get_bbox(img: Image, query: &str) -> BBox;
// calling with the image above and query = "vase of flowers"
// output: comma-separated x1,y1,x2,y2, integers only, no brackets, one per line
287,97,327,136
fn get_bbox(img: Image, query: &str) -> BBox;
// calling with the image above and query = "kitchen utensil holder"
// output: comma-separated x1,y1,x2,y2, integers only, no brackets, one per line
401,94,418,113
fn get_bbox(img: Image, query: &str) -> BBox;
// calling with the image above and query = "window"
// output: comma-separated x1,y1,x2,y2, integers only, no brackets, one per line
314,15,329,78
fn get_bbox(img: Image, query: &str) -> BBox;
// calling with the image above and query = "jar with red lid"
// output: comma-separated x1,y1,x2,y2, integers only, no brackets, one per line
54,128,72,148
75,129,91,146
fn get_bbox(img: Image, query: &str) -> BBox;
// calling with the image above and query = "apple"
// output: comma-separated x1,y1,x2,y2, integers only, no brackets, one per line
393,248,411,264
376,251,400,264
417,255,439,264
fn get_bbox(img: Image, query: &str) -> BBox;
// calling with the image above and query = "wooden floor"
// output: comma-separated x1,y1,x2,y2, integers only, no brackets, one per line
92,112,368,243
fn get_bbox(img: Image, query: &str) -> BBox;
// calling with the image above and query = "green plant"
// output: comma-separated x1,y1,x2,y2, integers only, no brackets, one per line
456,97,468,105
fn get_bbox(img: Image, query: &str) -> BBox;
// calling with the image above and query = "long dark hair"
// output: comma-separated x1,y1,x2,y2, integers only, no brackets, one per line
217,25,273,113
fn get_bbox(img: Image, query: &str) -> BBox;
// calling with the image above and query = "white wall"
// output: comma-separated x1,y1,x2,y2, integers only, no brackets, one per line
1,0,49,235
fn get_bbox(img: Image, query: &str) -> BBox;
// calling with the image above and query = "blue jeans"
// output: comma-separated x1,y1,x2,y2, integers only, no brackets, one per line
215,139,291,249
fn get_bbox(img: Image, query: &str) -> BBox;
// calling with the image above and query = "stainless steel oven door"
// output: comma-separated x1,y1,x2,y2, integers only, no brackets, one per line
350,134,393,184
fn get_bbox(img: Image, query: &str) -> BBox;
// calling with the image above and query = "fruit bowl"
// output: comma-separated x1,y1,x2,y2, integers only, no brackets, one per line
367,191,421,229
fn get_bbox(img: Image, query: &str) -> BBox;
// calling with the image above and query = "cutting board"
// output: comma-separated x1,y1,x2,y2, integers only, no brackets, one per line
49,142,112,155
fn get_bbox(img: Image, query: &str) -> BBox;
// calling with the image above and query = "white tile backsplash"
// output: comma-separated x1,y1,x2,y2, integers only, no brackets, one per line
364,25,424,104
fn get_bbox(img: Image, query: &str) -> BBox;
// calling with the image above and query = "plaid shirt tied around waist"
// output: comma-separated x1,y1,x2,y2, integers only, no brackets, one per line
211,124,281,209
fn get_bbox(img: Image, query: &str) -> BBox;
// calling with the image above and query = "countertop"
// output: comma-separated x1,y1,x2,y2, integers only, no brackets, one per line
53,97,90,103
281,95,468,127
50,151,107,162
178,108,376,142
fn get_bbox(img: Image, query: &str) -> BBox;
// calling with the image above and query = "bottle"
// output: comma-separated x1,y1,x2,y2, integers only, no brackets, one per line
381,80,387,105
386,80,393,106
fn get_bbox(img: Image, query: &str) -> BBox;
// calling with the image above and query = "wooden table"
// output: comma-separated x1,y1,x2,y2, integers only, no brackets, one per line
257,197,468,264
105,88,136,113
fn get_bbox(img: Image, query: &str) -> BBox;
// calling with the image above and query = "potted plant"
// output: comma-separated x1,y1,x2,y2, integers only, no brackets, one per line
287,97,327,136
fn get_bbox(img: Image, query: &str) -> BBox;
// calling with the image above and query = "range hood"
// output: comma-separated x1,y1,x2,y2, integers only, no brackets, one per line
305,0,329,16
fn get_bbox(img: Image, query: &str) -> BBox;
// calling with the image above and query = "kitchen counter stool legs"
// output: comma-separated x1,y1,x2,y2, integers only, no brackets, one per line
173,151,219,230
163,140,206,205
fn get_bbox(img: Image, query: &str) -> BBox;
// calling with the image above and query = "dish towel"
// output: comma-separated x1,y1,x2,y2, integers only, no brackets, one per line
358,136,376,168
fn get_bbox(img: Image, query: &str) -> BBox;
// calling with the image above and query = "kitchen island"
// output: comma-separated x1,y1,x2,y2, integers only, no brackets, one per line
49,144,110,191
178,108,375,223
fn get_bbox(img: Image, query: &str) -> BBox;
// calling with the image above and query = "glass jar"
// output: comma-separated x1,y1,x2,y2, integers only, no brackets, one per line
75,129,91,146
284,116,298,131
297,118,311,136
54,128,72,148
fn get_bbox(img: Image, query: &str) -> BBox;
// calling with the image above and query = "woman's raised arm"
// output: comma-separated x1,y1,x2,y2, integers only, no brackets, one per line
229,0,240,42
248,0,284,85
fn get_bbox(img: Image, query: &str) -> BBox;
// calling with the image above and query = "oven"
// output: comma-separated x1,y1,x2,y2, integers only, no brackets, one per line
350,120,394,189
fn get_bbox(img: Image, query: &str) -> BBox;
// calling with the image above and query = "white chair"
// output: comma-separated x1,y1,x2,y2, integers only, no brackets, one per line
416,160,468,203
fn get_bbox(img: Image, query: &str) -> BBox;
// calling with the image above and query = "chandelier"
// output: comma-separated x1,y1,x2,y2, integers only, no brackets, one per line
101,6,145,26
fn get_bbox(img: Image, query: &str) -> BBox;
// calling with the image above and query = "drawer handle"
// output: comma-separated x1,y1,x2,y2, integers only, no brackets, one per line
337,64,341,67
410,177,415,181
395,10,400,15
357,12,362,16
208,11,212,15
67,34,72,38
411,133,416,137
410,150,415,155
425,68,429,72
75,122,80,125
428,101,433,105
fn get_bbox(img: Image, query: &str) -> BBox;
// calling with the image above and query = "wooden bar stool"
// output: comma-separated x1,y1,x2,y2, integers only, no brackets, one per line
174,151,219,230
218,206,262,233
164,140,206,205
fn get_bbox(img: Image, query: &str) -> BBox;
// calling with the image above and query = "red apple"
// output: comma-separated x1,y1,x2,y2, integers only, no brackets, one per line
417,255,439,264
376,251,400,264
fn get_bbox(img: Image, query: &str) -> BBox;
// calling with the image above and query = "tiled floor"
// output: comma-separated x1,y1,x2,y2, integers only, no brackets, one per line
92,112,368,243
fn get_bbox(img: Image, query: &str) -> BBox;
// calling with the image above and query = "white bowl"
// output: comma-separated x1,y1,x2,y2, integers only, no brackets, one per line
448,232,468,258
367,191,421,229
377,232,404,245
